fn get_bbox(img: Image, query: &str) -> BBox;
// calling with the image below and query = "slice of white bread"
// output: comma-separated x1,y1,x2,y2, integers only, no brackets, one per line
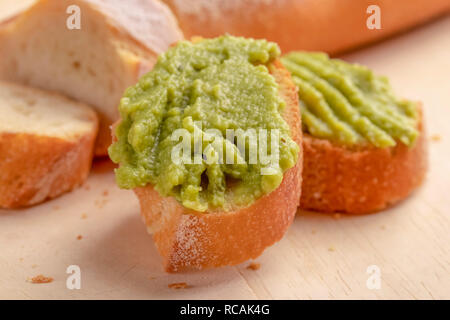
0,81,98,209
0,0,183,156
133,60,303,272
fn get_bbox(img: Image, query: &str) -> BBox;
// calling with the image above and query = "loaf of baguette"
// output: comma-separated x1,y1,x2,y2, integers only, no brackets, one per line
134,60,303,272
0,82,98,209
0,0,183,156
163,0,449,54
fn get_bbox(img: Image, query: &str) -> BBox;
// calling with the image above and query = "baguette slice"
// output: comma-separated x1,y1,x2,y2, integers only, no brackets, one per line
133,60,303,272
0,0,183,156
300,108,427,214
163,0,449,55
0,81,98,209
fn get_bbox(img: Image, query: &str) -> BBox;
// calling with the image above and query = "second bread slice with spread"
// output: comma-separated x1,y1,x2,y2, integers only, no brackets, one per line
282,52,428,214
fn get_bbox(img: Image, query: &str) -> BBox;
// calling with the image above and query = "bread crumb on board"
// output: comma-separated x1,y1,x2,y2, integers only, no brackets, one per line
168,282,189,289
76,235,83,240
102,190,109,197
28,275,53,284
94,196,108,209
81,213,88,219
431,134,441,142
328,246,336,252
333,213,342,219
246,262,261,271
94,198,108,208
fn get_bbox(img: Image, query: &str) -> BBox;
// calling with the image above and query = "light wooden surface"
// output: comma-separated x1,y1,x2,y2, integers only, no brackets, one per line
0,2,449,299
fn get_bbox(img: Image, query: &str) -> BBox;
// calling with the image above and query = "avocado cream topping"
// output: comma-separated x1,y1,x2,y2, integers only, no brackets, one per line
281,52,418,148
109,36,299,212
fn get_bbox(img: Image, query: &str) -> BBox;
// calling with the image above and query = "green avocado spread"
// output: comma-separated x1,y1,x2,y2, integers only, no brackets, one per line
281,52,419,148
108,36,299,212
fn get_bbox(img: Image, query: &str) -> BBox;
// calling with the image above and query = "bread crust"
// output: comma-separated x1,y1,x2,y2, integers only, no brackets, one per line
133,60,303,272
0,130,97,209
0,81,98,209
163,0,449,55
300,108,428,214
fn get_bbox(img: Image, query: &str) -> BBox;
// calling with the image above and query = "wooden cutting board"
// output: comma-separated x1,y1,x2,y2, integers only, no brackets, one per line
0,1,449,299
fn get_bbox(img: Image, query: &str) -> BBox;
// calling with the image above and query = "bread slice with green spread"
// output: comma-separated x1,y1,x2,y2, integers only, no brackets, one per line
282,52,428,214
109,36,303,272
0,0,183,156
0,81,98,209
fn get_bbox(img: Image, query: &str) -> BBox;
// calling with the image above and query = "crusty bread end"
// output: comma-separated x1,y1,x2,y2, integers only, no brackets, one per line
0,82,98,208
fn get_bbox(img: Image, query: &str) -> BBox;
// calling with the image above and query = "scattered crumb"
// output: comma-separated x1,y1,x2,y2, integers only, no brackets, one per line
168,282,189,289
28,275,53,284
380,225,386,230
311,230,317,235
431,134,441,142
19,258,24,262
31,264,38,269
94,198,108,208
81,213,88,219
246,262,261,271
52,205,60,210
84,184,91,191
102,190,109,197
333,213,342,219
148,276,156,280
76,235,83,240
328,246,335,252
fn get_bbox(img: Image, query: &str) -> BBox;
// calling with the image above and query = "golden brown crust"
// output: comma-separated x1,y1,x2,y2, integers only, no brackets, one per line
300,108,428,214
0,128,97,209
134,60,303,272
163,0,449,55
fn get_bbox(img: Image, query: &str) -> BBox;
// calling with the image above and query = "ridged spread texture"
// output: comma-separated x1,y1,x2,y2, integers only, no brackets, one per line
282,52,419,148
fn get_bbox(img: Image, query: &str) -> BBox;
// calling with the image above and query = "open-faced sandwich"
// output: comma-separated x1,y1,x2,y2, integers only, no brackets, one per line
282,52,428,214
109,36,303,272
